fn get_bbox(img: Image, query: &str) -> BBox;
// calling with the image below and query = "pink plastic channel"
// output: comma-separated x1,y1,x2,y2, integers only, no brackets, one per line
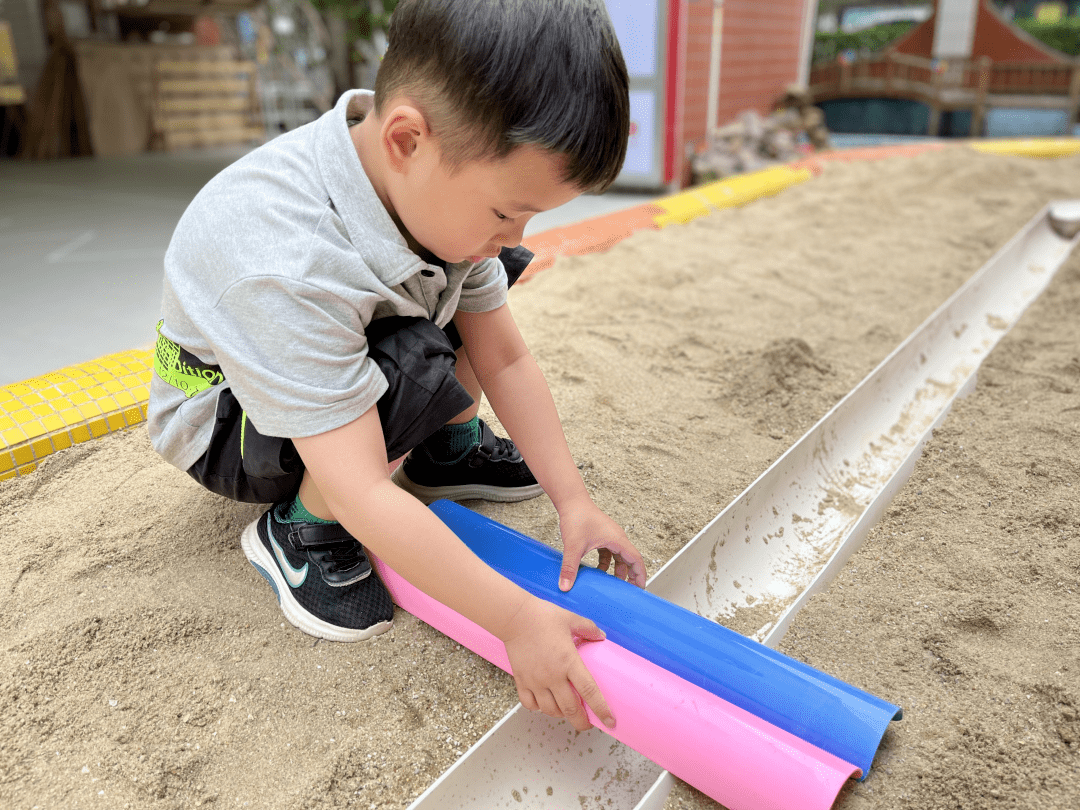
371,555,861,810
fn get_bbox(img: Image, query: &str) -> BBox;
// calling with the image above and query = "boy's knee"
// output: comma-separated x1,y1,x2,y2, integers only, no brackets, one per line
185,388,304,505
367,317,475,460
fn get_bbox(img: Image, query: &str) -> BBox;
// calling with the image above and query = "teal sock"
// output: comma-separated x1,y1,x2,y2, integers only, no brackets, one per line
421,416,480,462
275,494,336,525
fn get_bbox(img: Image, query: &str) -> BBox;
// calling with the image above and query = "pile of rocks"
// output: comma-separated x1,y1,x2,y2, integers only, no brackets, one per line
691,85,832,183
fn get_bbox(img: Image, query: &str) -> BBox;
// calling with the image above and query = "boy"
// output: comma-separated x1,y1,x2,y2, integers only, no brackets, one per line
148,0,646,732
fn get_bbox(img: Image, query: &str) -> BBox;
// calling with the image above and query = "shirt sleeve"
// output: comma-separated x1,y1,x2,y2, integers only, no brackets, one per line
206,275,389,439
454,256,509,313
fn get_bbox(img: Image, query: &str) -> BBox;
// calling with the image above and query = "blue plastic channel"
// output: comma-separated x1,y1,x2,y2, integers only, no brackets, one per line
430,500,902,778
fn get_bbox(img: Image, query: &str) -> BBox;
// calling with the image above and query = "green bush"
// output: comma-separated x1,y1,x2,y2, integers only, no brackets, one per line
813,17,1080,63
813,21,918,63
1014,17,1080,56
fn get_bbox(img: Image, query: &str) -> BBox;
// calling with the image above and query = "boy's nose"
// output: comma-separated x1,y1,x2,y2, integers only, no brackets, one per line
496,219,529,248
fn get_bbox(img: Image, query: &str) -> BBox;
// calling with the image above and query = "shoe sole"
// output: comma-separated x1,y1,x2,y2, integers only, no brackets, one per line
390,465,545,505
241,519,393,643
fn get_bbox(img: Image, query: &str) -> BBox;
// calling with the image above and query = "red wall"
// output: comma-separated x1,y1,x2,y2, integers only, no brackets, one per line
678,0,808,183
716,1,807,123
889,15,936,56
680,0,714,168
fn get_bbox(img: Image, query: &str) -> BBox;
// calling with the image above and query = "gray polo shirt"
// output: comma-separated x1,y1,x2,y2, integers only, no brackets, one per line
148,89,508,472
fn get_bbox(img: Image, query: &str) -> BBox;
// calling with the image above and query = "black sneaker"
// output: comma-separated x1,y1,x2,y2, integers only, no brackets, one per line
240,505,394,642
391,418,544,504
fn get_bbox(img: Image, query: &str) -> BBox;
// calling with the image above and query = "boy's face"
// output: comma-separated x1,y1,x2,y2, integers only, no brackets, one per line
381,111,582,264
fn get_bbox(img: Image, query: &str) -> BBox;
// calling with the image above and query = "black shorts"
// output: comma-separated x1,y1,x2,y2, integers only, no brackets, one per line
185,246,532,504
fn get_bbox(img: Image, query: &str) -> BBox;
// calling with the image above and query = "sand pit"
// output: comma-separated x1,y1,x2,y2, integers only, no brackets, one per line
2,147,1078,809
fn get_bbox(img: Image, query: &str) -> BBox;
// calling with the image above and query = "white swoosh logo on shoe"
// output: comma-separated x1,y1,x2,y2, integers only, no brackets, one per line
266,514,308,588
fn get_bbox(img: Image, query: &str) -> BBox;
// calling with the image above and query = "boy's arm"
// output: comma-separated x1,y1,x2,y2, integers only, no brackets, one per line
452,304,647,591
292,408,614,731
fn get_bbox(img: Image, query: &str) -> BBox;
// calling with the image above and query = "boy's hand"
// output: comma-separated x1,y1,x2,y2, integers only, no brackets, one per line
557,498,647,592
501,597,612,731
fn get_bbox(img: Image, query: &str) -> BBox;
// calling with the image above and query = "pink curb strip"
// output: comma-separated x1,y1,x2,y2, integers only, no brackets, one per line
370,554,861,810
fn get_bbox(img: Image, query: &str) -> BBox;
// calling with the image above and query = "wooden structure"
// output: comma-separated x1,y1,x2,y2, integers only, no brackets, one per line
0,21,25,106
1,20,28,154
22,44,93,159
70,41,242,155
809,51,1080,136
808,0,1080,137
18,0,264,157
150,58,263,149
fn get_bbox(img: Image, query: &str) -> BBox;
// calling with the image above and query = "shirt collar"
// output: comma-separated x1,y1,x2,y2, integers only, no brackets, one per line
315,89,456,286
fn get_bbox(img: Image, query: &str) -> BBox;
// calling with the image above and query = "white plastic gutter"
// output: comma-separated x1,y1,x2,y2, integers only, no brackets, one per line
407,201,1080,810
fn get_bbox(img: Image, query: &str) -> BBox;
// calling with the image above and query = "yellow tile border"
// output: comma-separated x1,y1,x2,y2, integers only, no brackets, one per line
969,137,1080,159
651,166,815,229
2,137,1074,483
0,349,153,482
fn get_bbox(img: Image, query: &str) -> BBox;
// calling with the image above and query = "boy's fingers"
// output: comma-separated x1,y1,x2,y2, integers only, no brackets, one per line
559,549,584,591
567,618,613,728
597,548,613,573
518,687,538,713
560,699,592,731
614,557,629,582
617,547,648,588
570,616,606,644
554,687,590,731
522,686,564,719
569,661,614,729
535,689,564,719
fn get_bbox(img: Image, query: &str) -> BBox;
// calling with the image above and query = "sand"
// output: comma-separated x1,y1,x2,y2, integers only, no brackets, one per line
2,146,1078,810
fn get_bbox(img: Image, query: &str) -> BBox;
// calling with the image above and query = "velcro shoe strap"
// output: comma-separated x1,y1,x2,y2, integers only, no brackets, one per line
287,522,356,549
469,419,522,467
469,419,497,467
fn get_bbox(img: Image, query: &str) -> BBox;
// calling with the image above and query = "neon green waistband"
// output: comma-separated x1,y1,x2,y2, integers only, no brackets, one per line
153,320,224,399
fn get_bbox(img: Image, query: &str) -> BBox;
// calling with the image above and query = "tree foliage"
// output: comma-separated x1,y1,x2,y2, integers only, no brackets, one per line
309,0,398,43
1014,17,1080,56
812,21,918,63
813,17,1080,63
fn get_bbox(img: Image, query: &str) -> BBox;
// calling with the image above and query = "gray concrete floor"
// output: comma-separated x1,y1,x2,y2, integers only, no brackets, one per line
0,150,656,386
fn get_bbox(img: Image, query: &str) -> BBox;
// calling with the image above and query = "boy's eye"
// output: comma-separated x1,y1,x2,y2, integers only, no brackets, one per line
494,211,508,220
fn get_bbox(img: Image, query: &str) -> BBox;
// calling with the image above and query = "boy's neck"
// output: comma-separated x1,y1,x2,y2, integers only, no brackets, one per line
351,114,426,257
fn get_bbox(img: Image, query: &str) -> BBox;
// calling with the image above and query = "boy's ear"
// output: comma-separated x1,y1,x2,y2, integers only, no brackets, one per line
381,105,430,174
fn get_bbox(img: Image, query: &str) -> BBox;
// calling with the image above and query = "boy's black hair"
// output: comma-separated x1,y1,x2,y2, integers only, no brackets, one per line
375,0,629,193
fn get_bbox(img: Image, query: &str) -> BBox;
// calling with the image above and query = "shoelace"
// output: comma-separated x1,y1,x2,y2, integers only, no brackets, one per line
487,434,522,462
314,541,367,574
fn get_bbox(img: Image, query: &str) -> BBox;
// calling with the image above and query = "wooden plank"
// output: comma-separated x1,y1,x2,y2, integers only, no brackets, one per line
156,78,252,95
155,113,255,132
155,59,258,75
0,21,18,83
0,85,25,105
163,126,263,149
150,54,264,151
114,0,257,15
888,52,935,70
971,58,991,137
155,95,252,114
